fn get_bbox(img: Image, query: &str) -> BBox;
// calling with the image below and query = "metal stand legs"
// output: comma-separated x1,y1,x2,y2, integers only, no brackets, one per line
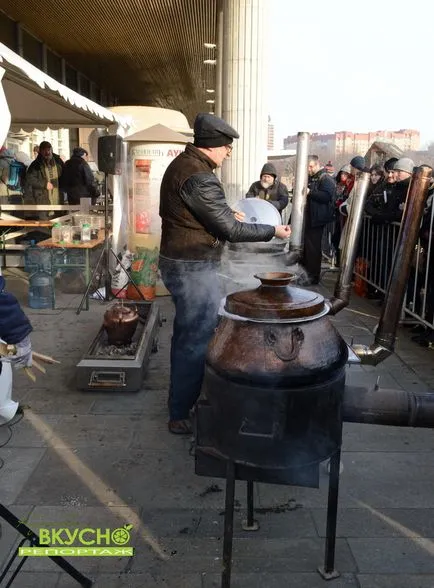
318,444,342,580
222,460,236,588
242,481,259,531
0,504,92,587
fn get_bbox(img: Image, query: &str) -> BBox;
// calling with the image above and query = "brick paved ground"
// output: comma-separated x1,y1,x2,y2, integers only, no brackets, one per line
1,271,434,587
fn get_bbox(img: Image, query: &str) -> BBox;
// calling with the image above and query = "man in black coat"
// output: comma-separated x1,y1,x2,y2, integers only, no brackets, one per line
159,113,291,434
24,141,64,207
62,147,100,205
303,155,336,284
246,162,289,214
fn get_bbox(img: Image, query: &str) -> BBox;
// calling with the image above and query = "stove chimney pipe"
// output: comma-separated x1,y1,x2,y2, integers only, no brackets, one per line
286,132,309,265
352,165,432,365
344,384,434,428
328,171,371,315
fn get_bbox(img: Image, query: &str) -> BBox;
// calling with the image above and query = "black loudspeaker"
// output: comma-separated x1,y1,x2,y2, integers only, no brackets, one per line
98,135,123,175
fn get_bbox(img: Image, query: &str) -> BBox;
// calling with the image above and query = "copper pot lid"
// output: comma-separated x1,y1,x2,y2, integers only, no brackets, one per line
224,272,326,321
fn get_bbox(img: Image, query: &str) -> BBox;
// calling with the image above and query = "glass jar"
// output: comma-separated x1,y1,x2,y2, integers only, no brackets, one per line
51,223,62,243
61,226,72,244
81,223,91,242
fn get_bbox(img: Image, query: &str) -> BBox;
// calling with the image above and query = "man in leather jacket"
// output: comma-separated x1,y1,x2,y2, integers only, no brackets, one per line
159,113,291,434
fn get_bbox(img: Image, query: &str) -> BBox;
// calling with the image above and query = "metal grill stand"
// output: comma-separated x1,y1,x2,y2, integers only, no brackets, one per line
0,504,92,587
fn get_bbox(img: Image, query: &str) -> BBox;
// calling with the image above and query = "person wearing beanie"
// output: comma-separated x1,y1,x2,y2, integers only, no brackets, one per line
62,146,100,205
159,113,291,435
350,155,366,173
245,162,289,213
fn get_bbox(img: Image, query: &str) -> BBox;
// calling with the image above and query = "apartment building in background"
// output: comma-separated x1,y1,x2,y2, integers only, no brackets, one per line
283,129,420,158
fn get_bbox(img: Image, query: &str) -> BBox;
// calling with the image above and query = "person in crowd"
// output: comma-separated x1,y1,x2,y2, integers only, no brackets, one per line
331,163,354,266
24,141,64,208
364,158,398,223
246,162,289,215
159,113,291,434
303,155,336,285
62,147,100,205
392,157,415,221
325,161,335,177
32,145,39,160
0,147,27,205
368,164,385,197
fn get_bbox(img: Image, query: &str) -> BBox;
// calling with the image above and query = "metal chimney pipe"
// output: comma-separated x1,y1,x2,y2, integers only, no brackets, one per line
343,385,434,428
286,132,309,265
328,171,371,315
352,165,432,365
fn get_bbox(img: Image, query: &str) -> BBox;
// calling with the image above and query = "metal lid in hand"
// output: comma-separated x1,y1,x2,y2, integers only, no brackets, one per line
233,198,281,226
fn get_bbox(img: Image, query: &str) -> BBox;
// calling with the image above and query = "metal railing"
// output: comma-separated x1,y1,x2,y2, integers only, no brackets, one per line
344,206,434,329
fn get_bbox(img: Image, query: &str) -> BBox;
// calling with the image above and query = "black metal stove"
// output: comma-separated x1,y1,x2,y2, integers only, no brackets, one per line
76,301,160,392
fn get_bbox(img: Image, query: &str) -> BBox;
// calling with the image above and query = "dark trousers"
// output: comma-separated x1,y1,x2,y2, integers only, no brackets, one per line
303,226,324,282
159,256,222,421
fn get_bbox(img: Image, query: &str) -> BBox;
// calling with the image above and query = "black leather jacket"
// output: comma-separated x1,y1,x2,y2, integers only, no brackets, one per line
160,144,275,261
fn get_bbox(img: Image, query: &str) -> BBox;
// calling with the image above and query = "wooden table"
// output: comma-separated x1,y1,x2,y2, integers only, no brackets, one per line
37,230,106,310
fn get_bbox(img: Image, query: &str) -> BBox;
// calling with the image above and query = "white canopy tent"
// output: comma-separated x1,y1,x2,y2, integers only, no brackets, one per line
0,43,131,253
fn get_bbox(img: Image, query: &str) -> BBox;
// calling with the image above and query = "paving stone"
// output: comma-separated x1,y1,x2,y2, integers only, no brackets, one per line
139,507,317,539
48,415,136,448
13,446,226,510
349,537,434,573
130,537,356,574
203,572,359,588
0,448,46,505
1,415,60,448
18,388,97,414
358,574,434,588
1,572,60,587
57,572,202,587
342,423,434,453
311,508,434,538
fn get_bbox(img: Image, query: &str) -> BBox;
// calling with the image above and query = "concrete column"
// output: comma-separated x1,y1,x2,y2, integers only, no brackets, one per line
221,0,268,205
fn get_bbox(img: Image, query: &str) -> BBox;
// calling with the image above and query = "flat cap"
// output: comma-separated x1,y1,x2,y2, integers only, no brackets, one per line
194,113,239,148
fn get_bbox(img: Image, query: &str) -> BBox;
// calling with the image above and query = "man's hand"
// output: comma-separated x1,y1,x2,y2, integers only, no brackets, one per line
233,210,245,222
274,225,291,239
46,182,54,191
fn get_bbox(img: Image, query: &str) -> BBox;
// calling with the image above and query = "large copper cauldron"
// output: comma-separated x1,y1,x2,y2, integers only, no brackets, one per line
103,303,139,346
203,272,348,469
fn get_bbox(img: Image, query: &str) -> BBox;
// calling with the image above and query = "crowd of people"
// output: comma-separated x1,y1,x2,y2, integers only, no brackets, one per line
0,142,100,209
327,154,434,350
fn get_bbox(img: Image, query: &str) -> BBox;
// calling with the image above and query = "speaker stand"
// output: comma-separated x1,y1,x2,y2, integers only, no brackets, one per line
76,173,145,315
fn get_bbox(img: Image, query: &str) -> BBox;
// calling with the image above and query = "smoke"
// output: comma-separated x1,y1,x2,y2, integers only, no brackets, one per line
219,244,310,295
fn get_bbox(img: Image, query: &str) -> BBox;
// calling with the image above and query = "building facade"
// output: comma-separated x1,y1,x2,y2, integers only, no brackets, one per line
283,129,420,158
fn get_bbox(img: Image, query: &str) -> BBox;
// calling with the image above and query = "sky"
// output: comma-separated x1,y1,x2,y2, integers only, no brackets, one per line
269,0,434,149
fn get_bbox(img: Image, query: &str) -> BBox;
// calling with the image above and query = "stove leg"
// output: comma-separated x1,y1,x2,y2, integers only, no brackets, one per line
222,460,236,588
242,481,259,531
318,445,342,580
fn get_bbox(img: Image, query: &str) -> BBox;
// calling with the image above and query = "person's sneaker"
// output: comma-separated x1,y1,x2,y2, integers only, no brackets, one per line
168,419,192,435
